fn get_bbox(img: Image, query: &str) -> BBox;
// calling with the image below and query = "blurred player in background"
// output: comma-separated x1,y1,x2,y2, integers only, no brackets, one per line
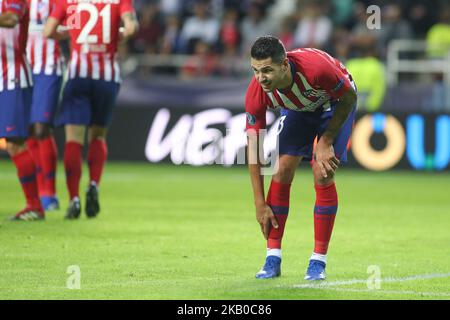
0,0,44,220
26,0,65,211
44,0,138,219
246,36,357,280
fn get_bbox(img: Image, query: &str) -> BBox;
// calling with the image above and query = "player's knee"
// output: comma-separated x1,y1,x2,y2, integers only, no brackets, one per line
88,126,107,142
65,125,86,144
312,163,335,185
32,123,52,139
6,139,26,156
273,162,296,184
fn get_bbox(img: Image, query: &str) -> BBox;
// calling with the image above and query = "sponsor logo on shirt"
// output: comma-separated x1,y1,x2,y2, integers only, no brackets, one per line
6,3,23,11
246,112,256,125
332,78,345,92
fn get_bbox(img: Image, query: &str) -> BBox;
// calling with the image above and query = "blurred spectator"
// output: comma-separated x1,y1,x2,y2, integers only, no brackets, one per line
426,6,450,58
426,6,450,112
180,40,221,79
132,2,164,54
240,1,275,56
160,0,182,17
330,0,354,28
277,15,296,51
346,36,386,112
330,27,352,61
376,4,413,59
406,0,440,38
267,0,297,33
179,0,220,53
160,14,182,55
218,8,240,54
294,1,332,49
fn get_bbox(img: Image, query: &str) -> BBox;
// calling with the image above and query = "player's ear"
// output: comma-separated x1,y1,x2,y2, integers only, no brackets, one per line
282,58,289,71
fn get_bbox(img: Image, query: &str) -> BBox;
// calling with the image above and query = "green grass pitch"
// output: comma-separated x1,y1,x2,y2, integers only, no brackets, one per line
0,160,449,300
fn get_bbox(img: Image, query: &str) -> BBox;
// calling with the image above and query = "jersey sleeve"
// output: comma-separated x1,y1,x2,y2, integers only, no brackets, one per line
4,0,27,19
49,0,67,21
315,61,352,100
120,0,135,15
245,78,268,134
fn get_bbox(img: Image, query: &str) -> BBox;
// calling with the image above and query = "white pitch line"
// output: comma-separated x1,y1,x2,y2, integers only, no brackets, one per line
315,287,450,297
292,272,450,289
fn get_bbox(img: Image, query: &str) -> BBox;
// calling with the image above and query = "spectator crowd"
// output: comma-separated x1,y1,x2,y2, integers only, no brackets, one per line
122,0,450,111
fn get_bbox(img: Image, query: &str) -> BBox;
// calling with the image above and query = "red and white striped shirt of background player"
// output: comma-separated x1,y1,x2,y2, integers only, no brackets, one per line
26,0,63,76
49,0,135,83
0,0,32,92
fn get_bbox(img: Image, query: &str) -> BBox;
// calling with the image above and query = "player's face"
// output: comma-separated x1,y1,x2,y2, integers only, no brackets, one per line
251,57,288,92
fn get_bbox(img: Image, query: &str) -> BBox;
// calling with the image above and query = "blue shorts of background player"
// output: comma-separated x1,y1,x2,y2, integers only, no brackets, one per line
30,74,63,125
57,78,120,127
0,87,33,139
277,103,357,162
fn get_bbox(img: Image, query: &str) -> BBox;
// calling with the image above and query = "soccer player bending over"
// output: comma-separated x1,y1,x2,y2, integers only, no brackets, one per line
0,0,44,220
246,36,357,280
44,0,138,219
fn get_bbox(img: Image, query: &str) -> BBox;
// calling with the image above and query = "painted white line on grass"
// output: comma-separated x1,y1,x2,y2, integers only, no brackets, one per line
292,272,450,289
318,287,450,297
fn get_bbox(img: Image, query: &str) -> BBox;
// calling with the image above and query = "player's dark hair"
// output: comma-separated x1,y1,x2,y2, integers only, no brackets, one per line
250,36,286,64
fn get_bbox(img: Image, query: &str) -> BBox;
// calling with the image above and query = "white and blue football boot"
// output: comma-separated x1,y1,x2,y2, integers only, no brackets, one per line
255,256,281,279
304,259,326,281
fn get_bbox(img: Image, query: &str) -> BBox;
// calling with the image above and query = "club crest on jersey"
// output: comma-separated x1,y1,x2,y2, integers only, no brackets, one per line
303,89,315,98
246,112,256,125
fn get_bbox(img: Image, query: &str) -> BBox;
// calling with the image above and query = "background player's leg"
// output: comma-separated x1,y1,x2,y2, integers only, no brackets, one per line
7,139,44,219
30,123,59,210
85,79,120,218
84,126,108,218
87,126,108,187
64,125,85,219
26,135,45,198
28,74,63,210
35,124,58,197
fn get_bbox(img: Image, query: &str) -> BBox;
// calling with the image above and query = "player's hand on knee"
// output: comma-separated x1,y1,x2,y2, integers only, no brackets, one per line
256,205,278,240
314,143,339,178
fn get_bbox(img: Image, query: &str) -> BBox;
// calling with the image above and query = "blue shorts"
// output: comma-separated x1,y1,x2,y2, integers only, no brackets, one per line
30,73,63,124
277,104,356,162
0,87,33,139
57,78,120,127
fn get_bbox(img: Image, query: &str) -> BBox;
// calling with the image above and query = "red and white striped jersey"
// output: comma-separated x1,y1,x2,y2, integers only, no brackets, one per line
27,0,63,76
0,0,33,92
246,48,355,132
50,0,135,83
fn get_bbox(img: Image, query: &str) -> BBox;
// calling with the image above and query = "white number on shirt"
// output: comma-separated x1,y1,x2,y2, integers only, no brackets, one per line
76,3,111,45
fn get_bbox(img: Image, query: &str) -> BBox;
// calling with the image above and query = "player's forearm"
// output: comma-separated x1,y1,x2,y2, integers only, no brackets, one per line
121,12,139,40
54,26,70,41
247,135,266,207
0,13,19,28
249,163,266,207
43,17,59,39
321,89,357,144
